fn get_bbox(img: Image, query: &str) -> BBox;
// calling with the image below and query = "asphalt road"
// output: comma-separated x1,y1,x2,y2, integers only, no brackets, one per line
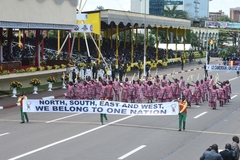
1,58,240,160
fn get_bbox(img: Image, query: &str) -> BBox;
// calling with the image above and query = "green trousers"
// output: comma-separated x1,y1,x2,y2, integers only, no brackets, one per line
179,113,187,130
100,114,108,125
20,108,29,122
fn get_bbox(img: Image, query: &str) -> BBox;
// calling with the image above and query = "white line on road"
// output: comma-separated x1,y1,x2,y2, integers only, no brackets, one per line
231,95,238,99
46,113,82,123
0,132,9,137
8,115,135,160
118,145,146,160
229,77,239,81
194,112,207,119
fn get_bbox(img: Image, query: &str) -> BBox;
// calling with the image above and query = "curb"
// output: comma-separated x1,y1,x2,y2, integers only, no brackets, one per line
163,67,203,77
2,94,65,109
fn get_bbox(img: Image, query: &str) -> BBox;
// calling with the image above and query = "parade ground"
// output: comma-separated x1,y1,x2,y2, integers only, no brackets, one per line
1,57,240,160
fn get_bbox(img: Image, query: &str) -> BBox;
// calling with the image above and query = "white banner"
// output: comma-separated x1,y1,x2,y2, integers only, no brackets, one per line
22,99,179,116
71,24,93,33
207,65,240,71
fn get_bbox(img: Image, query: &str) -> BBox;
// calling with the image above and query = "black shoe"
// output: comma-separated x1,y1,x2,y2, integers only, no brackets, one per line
183,127,185,130
178,129,181,131
20,122,25,124
27,120,29,122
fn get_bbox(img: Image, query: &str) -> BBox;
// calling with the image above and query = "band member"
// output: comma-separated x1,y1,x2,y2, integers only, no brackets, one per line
165,81,174,102
191,80,202,105
157,82,167,103
217,82,225,107
184,83,192,107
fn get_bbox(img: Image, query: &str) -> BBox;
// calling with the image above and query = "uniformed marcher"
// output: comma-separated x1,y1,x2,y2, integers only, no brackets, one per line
100,94,108,125
178,95,187,131
17,92,29,124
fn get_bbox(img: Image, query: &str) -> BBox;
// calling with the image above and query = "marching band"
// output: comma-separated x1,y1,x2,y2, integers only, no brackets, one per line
64,71,231,110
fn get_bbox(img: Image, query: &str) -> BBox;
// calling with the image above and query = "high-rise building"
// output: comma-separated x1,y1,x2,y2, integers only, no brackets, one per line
149,0,165,16
131,0,210,19
183,0,209,19
209,10,227,21
230,7,240,22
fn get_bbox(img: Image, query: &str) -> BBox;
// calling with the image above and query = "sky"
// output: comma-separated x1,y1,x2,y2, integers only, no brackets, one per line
81,0,240,16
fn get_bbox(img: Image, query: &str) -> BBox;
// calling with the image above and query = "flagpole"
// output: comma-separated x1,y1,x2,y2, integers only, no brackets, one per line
143,0,147,77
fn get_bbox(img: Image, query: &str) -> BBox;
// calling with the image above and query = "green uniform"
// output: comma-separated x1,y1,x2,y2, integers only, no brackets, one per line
179,100,187,131
18,95,29,123
100,97,108,125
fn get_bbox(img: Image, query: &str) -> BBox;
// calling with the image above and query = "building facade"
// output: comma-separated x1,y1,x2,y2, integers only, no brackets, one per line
131,0,210,19
209,10,227,21
230,7,240,22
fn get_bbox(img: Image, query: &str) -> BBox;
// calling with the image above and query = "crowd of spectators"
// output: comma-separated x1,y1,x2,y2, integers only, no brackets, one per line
2,36,184,65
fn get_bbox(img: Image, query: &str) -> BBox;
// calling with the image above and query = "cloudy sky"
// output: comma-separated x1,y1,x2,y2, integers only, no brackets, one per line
81,0,239,16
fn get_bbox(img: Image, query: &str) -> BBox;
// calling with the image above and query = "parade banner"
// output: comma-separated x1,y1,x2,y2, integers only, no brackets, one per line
205,21,240,29
22,99,179,116
206,65,240,71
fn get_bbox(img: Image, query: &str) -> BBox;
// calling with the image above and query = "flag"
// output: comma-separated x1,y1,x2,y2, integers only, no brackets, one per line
79,12,100,35
209,38,214,45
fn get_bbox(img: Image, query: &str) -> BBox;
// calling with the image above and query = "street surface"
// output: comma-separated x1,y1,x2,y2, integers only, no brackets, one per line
1,58,240,160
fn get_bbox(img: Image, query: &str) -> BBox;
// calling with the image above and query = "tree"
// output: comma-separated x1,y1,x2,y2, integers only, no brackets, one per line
163,5,189,19
216,17,238,47
186,30,198,48
95,6,104,10
216,16,234,22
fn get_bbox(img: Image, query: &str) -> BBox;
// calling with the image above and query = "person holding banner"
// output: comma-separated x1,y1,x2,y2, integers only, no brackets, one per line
17,92,29,124
178,95,188,131
100,95,108,125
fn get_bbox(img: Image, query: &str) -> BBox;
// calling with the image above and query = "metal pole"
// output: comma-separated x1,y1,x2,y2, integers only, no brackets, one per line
143,0,147,77
206,28,208,64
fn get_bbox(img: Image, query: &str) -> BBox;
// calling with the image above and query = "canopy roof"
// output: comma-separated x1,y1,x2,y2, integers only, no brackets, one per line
83,9,191,30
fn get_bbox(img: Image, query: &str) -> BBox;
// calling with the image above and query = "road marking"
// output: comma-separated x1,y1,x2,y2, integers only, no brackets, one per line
118,145,146,160
42,96,55,100
0,132,9,137
231,95,237,99
46,113,82,123
0,106,3,110
8,115,135,160
229,77,239,81
194,112,207,119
